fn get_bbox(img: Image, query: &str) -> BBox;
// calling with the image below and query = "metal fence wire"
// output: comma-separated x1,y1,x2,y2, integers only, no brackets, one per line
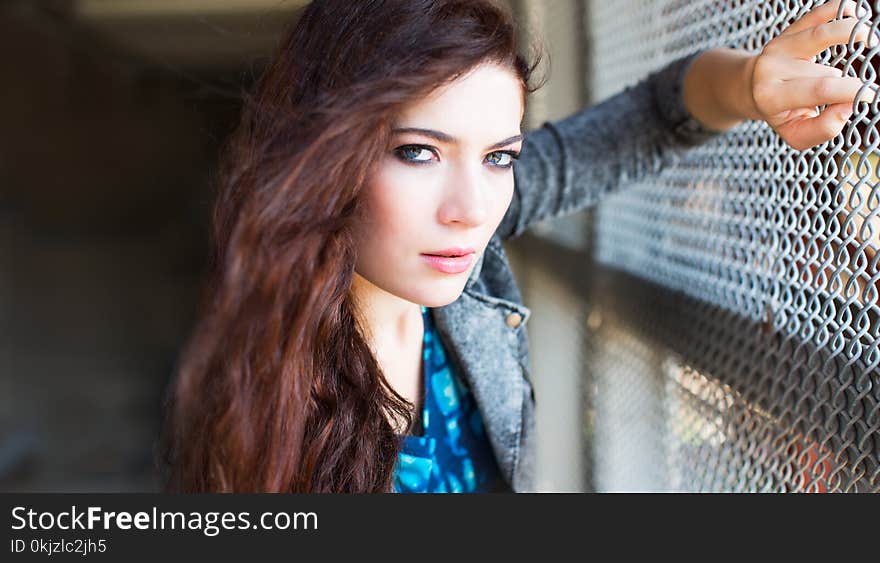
581,0,880,492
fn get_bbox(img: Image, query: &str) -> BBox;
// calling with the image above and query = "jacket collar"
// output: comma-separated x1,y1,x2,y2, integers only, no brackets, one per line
431,293,525,488
465,240,531,324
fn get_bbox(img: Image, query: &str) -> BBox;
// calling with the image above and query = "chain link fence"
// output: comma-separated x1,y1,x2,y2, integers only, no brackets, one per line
580,0,879,492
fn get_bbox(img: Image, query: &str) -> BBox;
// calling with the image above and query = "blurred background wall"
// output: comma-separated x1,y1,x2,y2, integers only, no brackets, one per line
0,0,307,491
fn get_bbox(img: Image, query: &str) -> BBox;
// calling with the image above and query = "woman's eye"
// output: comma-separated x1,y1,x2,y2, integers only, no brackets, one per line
394,145,519,168
395,145,436,164
485,151,519,168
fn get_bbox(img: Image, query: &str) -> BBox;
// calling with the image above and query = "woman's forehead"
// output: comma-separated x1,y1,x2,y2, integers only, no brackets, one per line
392,63,524,145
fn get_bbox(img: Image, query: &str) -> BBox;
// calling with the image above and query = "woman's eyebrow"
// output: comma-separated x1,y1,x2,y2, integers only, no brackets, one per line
391,127,523,150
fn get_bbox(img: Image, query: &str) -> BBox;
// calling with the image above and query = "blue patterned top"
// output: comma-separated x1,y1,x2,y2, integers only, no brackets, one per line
392,305,503,493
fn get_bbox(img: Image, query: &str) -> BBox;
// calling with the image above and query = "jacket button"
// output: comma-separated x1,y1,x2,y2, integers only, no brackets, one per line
505,312,522,328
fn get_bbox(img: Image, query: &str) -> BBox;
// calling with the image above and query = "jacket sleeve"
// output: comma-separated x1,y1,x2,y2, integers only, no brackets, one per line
497,49,726,241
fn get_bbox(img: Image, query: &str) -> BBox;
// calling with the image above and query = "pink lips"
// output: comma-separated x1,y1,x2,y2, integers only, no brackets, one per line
420,250,475,274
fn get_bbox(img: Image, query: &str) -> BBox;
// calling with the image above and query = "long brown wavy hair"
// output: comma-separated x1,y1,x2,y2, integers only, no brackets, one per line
158,0,542,493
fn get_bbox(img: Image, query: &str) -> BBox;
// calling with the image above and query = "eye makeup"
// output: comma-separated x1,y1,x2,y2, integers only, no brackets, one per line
393,144,520,169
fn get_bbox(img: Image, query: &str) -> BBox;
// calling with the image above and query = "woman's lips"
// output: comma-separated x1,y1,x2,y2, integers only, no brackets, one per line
420,252,475,274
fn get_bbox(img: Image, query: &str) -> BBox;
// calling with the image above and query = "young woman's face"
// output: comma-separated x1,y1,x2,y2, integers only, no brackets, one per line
353,62,524,308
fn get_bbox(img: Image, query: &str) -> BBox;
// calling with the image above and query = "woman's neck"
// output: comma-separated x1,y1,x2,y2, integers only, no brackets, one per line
351,272,423,355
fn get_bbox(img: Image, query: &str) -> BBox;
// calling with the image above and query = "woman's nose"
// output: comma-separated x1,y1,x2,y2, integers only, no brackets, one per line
436,163,488,227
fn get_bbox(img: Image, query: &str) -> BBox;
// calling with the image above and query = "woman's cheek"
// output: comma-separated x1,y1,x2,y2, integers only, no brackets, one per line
493,175,515,221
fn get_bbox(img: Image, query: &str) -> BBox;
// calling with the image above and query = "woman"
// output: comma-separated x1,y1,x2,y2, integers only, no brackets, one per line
158,0,874,493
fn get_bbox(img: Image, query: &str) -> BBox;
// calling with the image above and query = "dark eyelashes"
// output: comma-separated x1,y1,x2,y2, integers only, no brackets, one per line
392,144,520,169
492,150,521,167
393,145,438,165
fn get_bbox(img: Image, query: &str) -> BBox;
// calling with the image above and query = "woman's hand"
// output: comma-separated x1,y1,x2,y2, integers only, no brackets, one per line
685,0,878,151
750,0,876,150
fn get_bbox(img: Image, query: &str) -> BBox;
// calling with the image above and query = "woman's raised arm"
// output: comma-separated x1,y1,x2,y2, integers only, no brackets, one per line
498,0,875,241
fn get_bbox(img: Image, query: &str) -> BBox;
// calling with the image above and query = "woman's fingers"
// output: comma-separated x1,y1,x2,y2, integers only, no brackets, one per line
757,76,874,117
777,57,846,79
750,0,879,151
775,102,854,151
768,17,875,60
779,0,857,37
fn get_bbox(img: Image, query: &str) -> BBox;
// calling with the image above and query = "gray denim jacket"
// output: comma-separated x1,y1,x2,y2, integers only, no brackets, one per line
428,49,724,492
